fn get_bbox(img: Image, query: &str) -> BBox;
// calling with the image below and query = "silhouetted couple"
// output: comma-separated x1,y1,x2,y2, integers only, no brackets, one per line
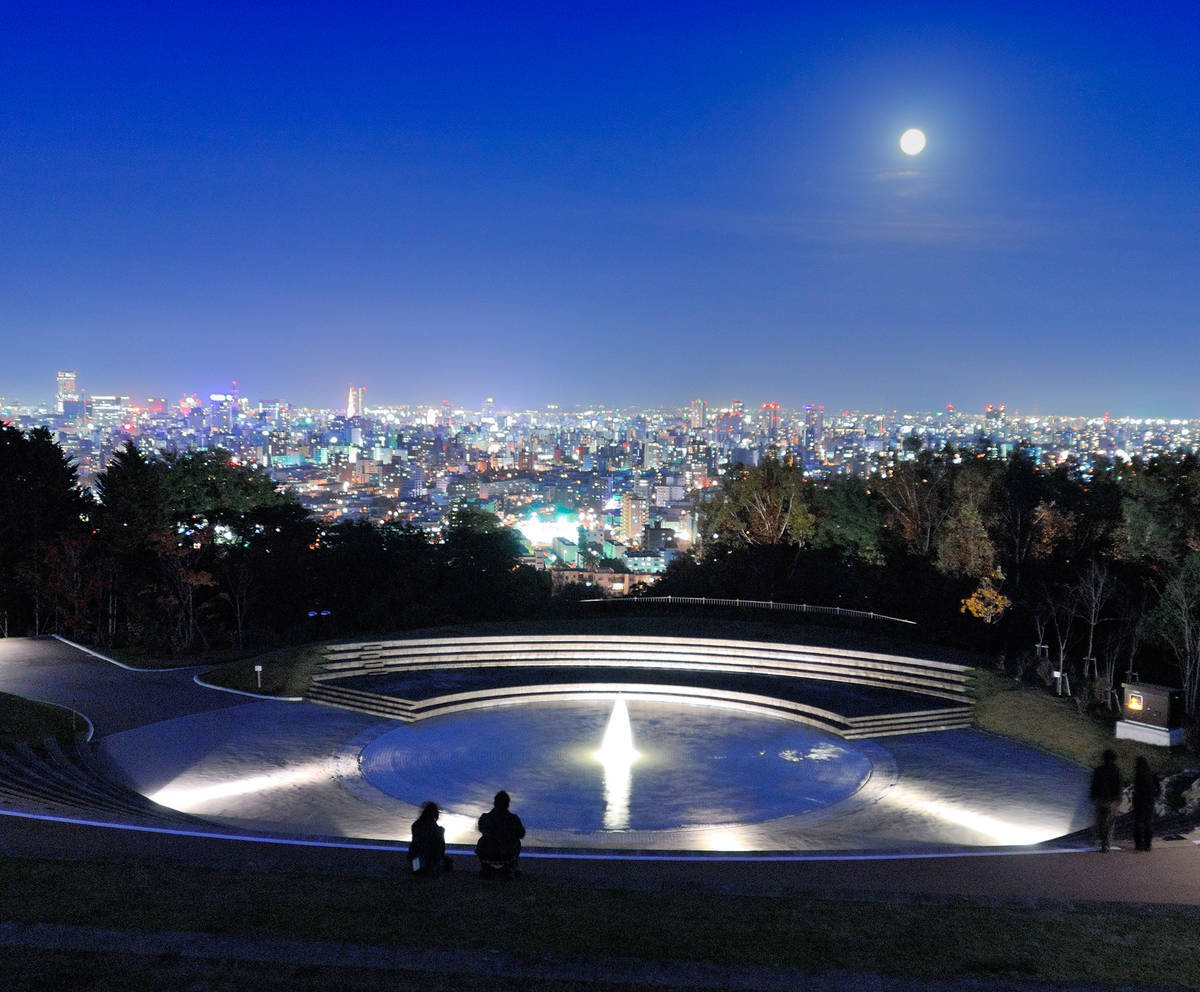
476,789,525,878
1090,751,1161,853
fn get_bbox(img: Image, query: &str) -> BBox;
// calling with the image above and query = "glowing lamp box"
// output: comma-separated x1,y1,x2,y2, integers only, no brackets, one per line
1116,682,1185,747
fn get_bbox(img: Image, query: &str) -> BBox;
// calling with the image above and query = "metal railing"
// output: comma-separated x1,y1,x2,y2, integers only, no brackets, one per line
579,595,916,626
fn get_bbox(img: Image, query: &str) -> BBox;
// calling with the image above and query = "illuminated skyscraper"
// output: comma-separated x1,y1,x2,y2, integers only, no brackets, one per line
803,404,825,449
620,491,649,547
761,401,780,440
347,385,366,418
56,370,79,413
689,398,707,429
208,393,235,432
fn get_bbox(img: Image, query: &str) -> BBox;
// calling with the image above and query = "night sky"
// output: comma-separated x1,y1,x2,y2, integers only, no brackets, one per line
2,2,1197,414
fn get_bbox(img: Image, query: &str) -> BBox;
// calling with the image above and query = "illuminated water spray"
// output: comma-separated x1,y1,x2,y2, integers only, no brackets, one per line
594,696,639,830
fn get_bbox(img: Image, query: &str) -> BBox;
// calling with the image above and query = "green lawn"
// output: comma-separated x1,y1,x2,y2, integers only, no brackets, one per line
1,855,1198,989
199,642,327,696
971,667,1196,775
0,691,78,743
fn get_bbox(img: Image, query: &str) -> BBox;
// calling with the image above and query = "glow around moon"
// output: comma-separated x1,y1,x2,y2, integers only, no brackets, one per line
899,128,927,155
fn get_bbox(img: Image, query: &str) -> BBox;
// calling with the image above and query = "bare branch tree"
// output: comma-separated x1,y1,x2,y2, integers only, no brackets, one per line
1149,555,1200,719
1042,581,1078,695
1074,560,1112,680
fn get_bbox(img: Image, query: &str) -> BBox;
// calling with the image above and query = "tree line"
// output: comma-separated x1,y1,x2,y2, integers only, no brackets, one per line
655,443,1200,723
3,424,1199,728
0,428,549,654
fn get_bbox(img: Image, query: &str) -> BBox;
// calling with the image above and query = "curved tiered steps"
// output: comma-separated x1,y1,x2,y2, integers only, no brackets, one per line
0,736,202,824
307,635,974,738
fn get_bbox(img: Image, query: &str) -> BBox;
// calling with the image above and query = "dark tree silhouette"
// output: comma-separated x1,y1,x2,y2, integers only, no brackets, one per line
0,425,89,635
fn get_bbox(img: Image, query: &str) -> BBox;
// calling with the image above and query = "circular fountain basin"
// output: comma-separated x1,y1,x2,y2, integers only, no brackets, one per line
359,699,882,833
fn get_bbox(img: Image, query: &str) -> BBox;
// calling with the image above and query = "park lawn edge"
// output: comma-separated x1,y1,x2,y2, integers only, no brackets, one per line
1,854,1199,989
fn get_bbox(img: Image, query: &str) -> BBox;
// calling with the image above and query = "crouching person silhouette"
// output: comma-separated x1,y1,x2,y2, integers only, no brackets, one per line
407,801,453,876
475,790,525,878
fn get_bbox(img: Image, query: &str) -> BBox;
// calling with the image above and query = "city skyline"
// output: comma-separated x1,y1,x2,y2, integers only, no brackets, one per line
9,366,1200,422
3,3,1198,414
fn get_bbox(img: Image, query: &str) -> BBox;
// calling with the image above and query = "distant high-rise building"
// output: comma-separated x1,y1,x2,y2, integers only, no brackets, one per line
347,385,366,418
90,395,132,425
689,398,707,429
761,401,781,440
803,404,825,450
56,370,79,413
620,491,649,547
208,393,235,433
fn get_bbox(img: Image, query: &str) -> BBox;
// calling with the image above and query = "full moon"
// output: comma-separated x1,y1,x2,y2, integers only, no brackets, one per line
899,128,927,155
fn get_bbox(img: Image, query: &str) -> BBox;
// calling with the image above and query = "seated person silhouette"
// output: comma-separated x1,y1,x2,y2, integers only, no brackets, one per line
475,790,526,878
407,801,452,875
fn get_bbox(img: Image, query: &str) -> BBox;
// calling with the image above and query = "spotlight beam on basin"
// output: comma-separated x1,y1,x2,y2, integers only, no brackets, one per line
594,696,639,831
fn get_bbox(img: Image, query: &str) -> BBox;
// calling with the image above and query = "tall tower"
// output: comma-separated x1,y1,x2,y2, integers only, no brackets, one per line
803,404,825,449
56,370,79,413
761,401,780,440
347,384,366,418
689,398,707,429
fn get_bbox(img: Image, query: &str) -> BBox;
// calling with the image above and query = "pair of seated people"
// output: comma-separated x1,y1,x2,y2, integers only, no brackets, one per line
407,790,525,878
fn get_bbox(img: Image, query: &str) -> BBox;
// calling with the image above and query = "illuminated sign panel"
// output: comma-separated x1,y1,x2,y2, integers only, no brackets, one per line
1127,693,1144,712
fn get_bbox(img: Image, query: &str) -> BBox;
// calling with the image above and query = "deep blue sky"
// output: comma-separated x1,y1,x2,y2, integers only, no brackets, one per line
3,2,1197,415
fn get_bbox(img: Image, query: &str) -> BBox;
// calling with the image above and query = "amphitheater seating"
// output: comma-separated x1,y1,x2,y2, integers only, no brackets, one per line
307,635,974,738
0,735,199,824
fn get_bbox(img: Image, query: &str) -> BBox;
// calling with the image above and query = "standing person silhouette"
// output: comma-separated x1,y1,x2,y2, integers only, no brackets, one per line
1090,749,1122,853
1132,756,1161,851
475,790,526,878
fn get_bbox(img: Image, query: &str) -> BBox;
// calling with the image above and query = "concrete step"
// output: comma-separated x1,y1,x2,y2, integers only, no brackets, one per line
306,684,414,722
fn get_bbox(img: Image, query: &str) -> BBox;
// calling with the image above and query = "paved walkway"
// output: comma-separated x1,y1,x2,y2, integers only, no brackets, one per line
0,636,242,735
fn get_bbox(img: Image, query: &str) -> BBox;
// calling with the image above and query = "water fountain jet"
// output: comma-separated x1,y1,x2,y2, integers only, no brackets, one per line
594,696,639,830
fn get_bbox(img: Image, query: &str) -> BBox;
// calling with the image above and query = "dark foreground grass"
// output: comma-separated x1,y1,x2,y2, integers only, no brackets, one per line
0,948,683,992
1,854,1198,990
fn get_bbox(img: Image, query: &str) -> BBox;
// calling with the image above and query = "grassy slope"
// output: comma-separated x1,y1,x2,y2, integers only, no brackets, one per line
972,667,1197,776
0,691,80,743
1,855,1198,990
